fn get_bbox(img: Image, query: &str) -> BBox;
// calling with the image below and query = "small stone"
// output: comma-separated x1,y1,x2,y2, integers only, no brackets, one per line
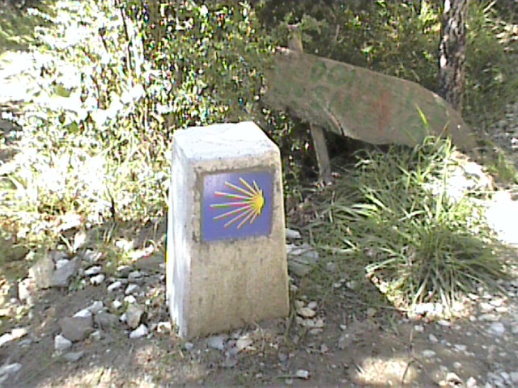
63,351,84,362
90,331,102,341
285,228,301,239
446,372,462,385
59,316,94,342
326,262,337,272
84,266,102,276
54,335,72,352
510,372,518,384
297,307,316,319
28,254,54,289
453,362,462,370
117,265,132,277
125,284,140,295
128,271,143,281
184,342,194,351
429,334,438,343
366,308,377,317
129,324,148,339
87,301,104,314
422,350,436,358
295,369,310,379
207,335,227,351
112,300,123,309
479,313,499,322
90,274,105,285
320,344,329,353
107,281,122,292
437,320,451,327
156,321,171,333
125,304,144,329
346,280,359,290
0,363,21,377
414,325,424,332
307,301,317,310
94,312,118,330
466,377,477,387
236,335,253,351
0,328,27,347
124,295,137,304
487,322,505,336
454,344,467,352
73,309,92,319
52,258,80,287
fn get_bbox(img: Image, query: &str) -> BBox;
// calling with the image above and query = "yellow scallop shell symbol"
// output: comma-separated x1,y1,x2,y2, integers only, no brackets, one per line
210,177,265,229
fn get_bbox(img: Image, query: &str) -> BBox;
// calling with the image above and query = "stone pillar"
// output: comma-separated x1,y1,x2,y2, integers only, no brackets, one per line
167,122,289,338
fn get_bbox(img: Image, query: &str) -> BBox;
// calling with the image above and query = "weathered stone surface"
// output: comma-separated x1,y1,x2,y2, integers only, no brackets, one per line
265,49,477,151
167,122,289,338
51,257,79,287
125,304,144,329
94,312,118,330
28,254,54,289
59,316,94,342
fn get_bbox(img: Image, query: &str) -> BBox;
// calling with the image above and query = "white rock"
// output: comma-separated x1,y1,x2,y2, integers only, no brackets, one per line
125,284,140,295
156,321,172,333
0,363,21,377
84,266,102,276
236,335,253,351
90,274,105,285
414,325,424,332
487,322,505,336
429,334,438,343
107,281,122,292
454,344,467,352
129,324,148,339
90,331,102,341
479,313,499,322
297,307,316,319
54,335,72,351
87,301,104,314
422,350,436,358
285,228,301,239
128,271,143,281
207,335,227,351
510,372,518,384
112,300,123,310
466,377,478,388
55,259,70,270
125,304,144,329
184,342,194,351
73,309,92,319
124,295,137,304
295,369,310,379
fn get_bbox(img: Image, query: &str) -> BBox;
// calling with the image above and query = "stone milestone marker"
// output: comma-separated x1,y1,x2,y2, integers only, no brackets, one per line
167,122,289,338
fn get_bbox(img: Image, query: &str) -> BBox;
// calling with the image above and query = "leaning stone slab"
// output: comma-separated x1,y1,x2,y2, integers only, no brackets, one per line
167,122,289,338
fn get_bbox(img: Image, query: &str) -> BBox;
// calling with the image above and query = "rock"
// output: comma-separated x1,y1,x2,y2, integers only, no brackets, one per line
128,271,143,281
454,344,467,352
487,322,505,336
510,372,518,384
236,335,253,352
422,350,436,358
90,331,102,341
156,321,171,333
479,313,499,322
59,316,94,342
107,281,122,292
129,324,148,339
117,265,132,277
112,300,123,309
54,335,72,351
62,351,84,362
87,301,104,314
466,377,478,388
73,309,92,319
94,312,118,330
125,304,144,329
51,257,80,287
124,295,137,304
84,265,102,276
285,228,301,239
0,363,21,377
297,307,316,319
90,274,105,285
17,278,36,304
207,335,227,351
0,327,27,347
28,254,54,289
184,342,194,351
295,369,310,379
125,284,140,295
287,243,320,277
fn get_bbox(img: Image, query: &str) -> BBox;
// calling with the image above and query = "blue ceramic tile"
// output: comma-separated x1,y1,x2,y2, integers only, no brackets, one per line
202,170,274,241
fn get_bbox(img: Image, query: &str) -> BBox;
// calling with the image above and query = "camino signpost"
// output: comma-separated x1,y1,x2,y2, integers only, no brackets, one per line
166,122,289,338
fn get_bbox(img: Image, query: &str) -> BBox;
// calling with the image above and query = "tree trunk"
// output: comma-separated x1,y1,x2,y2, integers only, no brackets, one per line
438,0,469,112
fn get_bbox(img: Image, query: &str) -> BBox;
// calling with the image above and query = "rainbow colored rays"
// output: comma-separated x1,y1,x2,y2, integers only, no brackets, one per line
202,171,274,242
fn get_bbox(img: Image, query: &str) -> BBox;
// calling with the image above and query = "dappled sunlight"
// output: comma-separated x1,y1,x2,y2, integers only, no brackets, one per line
352,356,418,386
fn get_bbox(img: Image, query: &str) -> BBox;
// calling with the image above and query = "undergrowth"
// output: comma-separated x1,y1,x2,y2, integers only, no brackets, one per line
308,137,506,312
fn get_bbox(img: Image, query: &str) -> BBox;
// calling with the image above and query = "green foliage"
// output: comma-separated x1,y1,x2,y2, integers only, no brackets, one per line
308,137,505,311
